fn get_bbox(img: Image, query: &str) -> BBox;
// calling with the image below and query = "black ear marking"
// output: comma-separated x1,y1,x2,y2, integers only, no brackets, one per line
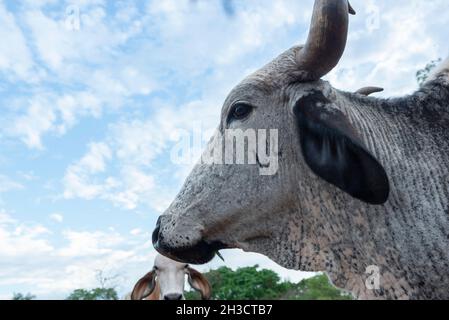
294,90,390,205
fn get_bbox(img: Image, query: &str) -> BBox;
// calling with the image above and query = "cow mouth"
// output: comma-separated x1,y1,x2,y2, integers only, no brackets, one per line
152,216,229,264
154,239,228,265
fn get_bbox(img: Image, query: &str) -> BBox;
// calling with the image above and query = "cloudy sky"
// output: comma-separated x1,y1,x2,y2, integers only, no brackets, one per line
0,0,448,299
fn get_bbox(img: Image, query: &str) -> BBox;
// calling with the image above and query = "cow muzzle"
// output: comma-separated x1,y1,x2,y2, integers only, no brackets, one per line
164,293,183,300
152,215,228,264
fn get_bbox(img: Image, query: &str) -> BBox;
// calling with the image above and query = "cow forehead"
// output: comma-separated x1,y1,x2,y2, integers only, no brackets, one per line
154,254,187,270
242,46,301,88
222,46,312,109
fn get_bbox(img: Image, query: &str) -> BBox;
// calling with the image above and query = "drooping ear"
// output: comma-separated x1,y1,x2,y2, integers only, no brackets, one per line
131,270,157,300
293,90,390,205
187,267,211,300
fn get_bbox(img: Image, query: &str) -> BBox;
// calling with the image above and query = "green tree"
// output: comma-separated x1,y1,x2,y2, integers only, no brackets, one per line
185,266,351,300
66,288,118,300
416,59,442,86
66,269,120,300
287,274,352,300
12,292,36,300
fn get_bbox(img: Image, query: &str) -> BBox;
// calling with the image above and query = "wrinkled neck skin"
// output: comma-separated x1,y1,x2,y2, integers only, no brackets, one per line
245,74,449,300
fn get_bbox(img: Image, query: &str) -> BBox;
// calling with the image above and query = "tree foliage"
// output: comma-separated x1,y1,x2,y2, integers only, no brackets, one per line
185,265,352,300
66,288,119,300
12,292,36,300
416,59,442,86
290,274,352,300
66,269,120,300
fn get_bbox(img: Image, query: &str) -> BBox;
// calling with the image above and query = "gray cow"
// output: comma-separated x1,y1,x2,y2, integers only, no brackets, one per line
152,0,449,299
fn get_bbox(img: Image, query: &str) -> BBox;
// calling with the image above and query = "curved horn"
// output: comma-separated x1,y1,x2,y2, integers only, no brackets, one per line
355,86,384,96
296,0,352,81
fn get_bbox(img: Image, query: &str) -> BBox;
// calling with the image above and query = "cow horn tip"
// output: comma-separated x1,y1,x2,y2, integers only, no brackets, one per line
216,251,225,262
348,2,356,15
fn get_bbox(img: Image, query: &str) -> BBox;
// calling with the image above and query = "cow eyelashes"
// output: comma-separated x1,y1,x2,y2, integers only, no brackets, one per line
227,102,254,124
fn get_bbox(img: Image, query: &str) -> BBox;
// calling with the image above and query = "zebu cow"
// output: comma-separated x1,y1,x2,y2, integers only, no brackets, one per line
152,0,449,299
130,254,211,300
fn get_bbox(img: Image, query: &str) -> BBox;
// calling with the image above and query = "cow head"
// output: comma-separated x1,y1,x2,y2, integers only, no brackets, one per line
131,254,211,300
152,0,390,267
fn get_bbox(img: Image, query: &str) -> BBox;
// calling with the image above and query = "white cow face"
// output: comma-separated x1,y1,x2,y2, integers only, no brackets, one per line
155,254,187,300
131,254,211,300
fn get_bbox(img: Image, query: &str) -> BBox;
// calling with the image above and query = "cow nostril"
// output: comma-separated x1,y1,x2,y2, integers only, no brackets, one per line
164,293,183,300
152,216,162,246
155,215,162,227
152,227,160,247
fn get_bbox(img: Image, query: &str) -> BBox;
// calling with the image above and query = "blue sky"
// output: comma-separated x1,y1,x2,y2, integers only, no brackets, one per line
0,0,448,299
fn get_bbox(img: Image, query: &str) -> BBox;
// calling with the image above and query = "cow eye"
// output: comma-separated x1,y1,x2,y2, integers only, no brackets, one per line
228,103,253,123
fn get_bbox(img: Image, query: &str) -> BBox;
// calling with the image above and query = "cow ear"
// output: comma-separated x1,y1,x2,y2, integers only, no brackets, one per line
131,270,157,300
187,267,211,300
293,91,390,205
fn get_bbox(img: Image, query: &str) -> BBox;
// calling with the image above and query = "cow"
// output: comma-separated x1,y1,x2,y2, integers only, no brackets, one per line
130,254,211,300
152,0,449,299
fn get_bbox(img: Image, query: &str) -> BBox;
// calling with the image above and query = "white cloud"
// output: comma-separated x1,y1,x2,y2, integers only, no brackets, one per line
63,141,163,210
111,101,218,167
0,210,158,298
6,91,103,149
0,211,16,224
8,96,56,149
58,230,124,258
1,2,155,149
21,0,59,9
130,228,141,236
54,93,103,135
73,142,111,174
144,0,303,76
23,3,137,73
0,211,53,257
50,213,63,223
0,2,36,81
63,142,112,200
328,0,449,96
18,171,39,181
0,175,23,193
106,167,155,210
87,68,156,100
60,96,225,212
